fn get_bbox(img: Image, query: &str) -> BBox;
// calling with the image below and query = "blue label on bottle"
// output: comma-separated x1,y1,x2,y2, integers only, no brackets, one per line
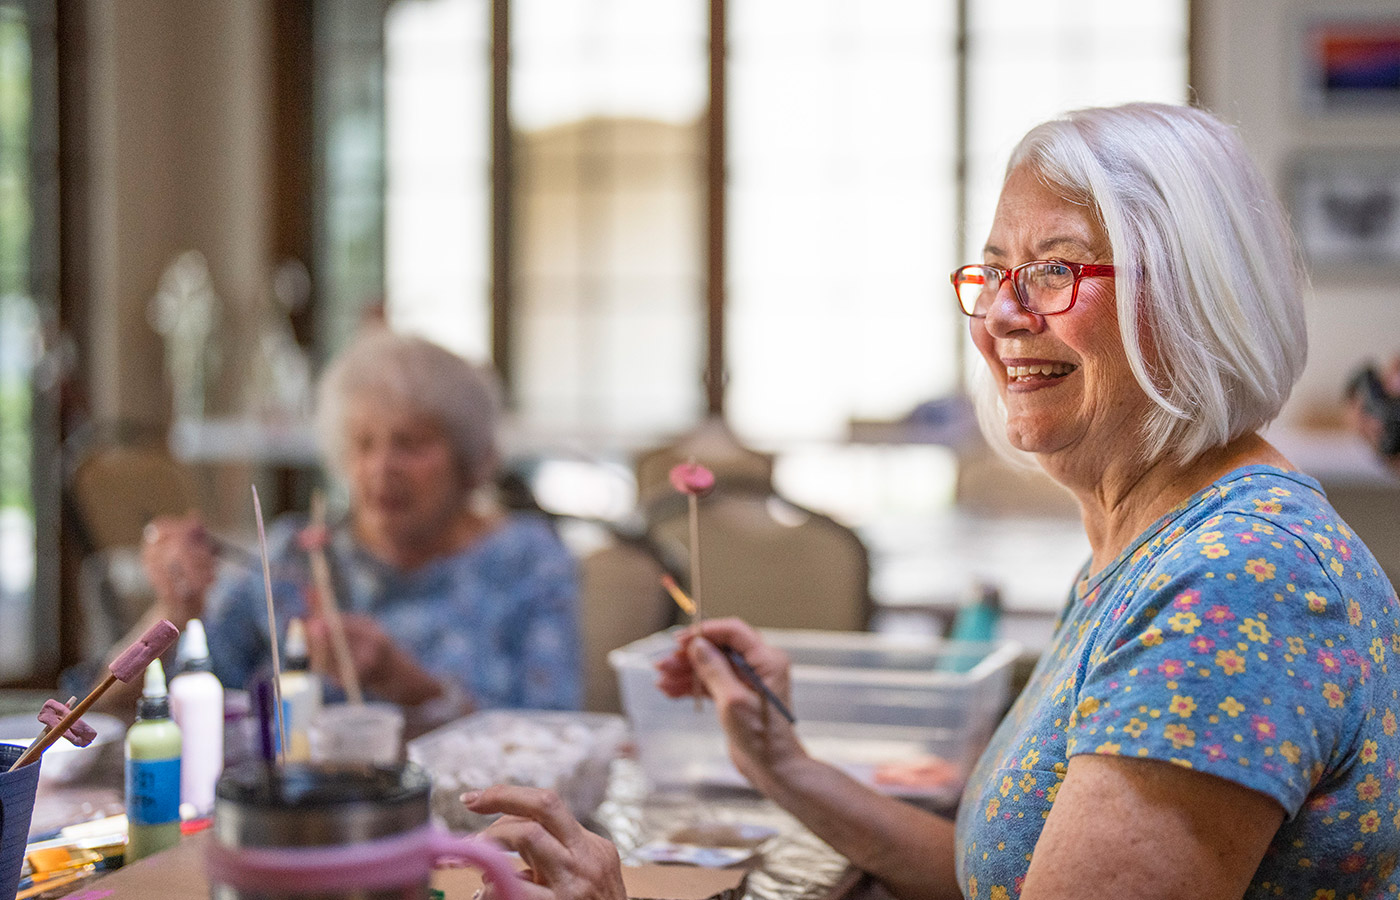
125,757,181,825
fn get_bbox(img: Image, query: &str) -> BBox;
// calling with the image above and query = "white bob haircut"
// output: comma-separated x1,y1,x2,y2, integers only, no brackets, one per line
315,328,503,490
983,102,1309,466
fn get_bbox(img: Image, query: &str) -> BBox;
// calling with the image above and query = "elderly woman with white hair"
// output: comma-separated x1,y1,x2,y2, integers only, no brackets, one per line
142,329,581,722
458,103,1400,900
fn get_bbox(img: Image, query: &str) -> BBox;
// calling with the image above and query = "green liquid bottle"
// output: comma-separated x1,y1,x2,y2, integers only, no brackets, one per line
125,658,182,863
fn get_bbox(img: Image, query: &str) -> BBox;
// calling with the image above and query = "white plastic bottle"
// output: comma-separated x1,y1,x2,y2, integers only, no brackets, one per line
279,618,323,762
168,618,224,819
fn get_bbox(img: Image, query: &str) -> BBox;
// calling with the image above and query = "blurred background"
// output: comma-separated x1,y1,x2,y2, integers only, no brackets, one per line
1,0,1398,690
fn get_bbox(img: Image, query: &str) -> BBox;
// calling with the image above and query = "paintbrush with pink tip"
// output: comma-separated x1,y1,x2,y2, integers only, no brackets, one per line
9,619,179,771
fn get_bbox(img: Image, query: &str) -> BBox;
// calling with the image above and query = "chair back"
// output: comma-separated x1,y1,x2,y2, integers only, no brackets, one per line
555,518,677,713
644,489,872,632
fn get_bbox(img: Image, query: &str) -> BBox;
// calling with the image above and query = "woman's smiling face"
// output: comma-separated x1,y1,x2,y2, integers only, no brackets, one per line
971,164,1149,466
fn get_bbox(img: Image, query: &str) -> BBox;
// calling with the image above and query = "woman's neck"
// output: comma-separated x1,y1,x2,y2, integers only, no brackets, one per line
354,506,499,571
1064,432,1292,575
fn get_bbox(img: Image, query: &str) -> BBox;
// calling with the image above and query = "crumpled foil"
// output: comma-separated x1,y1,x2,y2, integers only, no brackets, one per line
595,758,860,900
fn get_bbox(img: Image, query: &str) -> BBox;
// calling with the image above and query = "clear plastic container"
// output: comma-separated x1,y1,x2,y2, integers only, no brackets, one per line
608,628,1021,802
405,710,627,833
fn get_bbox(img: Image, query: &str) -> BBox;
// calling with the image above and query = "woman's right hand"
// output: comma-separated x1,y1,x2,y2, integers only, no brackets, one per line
655,618,807,786
139,512,217,627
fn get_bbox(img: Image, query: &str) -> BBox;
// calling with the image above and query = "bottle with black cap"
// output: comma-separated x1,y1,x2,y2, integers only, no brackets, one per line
278,618,323,762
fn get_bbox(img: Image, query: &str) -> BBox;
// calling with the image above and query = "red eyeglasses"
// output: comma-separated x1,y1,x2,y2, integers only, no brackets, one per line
950,259,1116,317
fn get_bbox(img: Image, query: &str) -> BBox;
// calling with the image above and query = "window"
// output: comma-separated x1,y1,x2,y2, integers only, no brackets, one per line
0,0,57,683
312,0,1187,521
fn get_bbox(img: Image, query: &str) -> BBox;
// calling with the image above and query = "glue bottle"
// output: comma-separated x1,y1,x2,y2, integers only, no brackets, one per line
125,658,182,862
278,618,323,762
169,617,224,819
940,583,1003,673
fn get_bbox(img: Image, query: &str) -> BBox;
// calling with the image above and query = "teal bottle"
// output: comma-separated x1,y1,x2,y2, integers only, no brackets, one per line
125,658,182,862
942,584,1003,672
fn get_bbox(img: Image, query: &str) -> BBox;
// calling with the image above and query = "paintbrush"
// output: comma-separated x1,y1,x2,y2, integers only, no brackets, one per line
10,620,179,770
304,490,362,703
659,575,796,724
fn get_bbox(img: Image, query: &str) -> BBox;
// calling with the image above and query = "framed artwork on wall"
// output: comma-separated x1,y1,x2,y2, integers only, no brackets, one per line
1302,19,1400,112
1290,151,1400,270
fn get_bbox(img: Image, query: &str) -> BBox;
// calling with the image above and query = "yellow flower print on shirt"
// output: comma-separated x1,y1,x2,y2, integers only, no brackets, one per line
1253,498,1283,514
1383,708,1397,736
1322,682,1345,708
990,886,1010,900
1219,696,1246,717
1168,610,1201,634
1140,627,1164,648
1216,648,1247,675
1202,543,1229,559
1239,617,1272,642
1169,694,1197,717
1163,723,1196,749
1243,558,1276,581
1357,773,1382,802
1305,591,1327,613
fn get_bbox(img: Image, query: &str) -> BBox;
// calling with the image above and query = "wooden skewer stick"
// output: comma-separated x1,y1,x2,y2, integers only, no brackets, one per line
252,485,288,764
11,620,179,771
672,461,714,711
307,490,362,704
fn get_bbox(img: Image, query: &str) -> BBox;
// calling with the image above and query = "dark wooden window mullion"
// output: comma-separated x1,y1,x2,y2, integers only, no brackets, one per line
490,0,512,395
704,0,725,417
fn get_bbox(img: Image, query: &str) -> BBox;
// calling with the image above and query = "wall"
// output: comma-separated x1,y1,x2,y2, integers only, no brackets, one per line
73,1,1400,459
1195,0,1400,428
79,0,275,428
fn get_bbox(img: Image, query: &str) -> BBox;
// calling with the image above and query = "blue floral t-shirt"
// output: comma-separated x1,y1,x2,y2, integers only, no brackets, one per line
956,466,1400,899
205,511,582,711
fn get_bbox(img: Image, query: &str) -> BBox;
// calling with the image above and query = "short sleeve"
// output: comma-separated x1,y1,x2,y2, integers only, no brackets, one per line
1065,512,1365,816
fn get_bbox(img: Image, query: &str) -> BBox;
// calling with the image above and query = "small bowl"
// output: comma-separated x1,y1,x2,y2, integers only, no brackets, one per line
0,711,125,783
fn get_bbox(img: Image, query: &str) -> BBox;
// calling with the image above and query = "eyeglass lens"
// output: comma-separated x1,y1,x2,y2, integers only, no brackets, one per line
954,262,1077,316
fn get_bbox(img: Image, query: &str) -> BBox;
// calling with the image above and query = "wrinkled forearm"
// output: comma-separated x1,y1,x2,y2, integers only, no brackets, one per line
750,751,962,900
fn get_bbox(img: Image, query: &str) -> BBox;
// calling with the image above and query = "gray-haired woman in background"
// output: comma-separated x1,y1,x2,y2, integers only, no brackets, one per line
142,328,582,726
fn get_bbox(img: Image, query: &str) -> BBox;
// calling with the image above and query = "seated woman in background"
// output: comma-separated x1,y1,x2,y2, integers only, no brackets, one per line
461,103,1400,900
141,328,582,725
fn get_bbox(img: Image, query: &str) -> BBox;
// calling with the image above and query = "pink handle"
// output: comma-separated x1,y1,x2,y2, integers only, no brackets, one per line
427,829,525,897
205,825,523,900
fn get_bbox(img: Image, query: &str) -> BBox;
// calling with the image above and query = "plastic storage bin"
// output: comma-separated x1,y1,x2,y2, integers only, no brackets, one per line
609,629,1020,802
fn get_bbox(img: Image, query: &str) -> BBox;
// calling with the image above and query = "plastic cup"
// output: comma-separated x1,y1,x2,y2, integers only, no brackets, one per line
308,703,404,766
0,742,43,900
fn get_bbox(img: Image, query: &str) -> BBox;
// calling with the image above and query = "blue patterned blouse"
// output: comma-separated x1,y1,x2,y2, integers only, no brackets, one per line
956,466,1400,899
204,511,582,711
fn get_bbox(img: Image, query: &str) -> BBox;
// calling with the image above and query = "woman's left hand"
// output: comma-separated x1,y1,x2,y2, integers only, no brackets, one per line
465,785,627,900
304,613,445,707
